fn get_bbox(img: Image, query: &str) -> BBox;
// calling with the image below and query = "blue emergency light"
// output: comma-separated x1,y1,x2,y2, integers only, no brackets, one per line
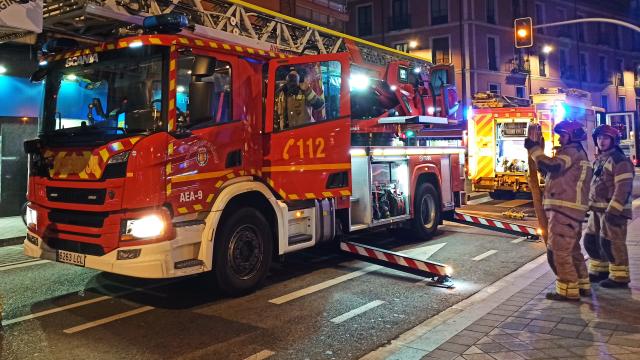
143,13,189,34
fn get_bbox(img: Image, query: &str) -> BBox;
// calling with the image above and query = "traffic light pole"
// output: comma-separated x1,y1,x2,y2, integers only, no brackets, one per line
534,18,640,33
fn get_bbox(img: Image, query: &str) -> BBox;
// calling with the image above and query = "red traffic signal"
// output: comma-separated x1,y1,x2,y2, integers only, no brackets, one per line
514,17,533,48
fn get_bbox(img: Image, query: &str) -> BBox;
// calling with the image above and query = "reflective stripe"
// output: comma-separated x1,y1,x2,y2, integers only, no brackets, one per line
557,154,572,168
589,259,609,273
531,148,544,160
609,264,630,280
556,281,580,299
609,200,624,211
604,161,613,171
614,172,633,183
578,278,591,290
575,161,591,206
543,199,589,211
306,92,316,101
591,202,609,208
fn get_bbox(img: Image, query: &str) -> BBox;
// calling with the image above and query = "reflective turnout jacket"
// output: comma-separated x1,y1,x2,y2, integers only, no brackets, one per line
589,147,634,219
275,86,324,130
529,143,593,221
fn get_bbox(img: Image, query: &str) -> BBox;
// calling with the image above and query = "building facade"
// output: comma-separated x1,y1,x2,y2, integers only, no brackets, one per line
251,0,349,31
346,0,640,115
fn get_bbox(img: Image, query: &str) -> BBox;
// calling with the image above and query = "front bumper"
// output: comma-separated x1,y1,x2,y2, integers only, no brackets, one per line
24,230,204,279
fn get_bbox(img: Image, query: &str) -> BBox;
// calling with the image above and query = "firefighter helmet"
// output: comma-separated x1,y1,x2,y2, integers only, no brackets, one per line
554,121,587,142
592,124,621,146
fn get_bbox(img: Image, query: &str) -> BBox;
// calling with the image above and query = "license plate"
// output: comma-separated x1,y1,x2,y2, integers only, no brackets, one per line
57,250,86,267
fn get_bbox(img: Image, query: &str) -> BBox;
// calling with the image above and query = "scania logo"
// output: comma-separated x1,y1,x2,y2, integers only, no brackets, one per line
65,53,99,68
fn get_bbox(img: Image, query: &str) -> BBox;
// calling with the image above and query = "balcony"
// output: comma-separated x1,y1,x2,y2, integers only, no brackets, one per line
388,15,411,31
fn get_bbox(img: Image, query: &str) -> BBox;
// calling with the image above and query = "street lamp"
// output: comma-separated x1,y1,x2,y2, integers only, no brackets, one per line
0,65,6,74
542,45,553,54
409,40,418,49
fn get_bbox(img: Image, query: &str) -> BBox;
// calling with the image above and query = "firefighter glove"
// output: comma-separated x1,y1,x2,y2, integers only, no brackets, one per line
524,138,539,150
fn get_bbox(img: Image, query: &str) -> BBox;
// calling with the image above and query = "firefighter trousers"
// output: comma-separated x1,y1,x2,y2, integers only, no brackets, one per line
583,210,630,283
546,211,589,299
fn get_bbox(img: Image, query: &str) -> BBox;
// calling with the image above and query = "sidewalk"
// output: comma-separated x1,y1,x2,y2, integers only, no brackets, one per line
368,213,640,360
0,216,26,246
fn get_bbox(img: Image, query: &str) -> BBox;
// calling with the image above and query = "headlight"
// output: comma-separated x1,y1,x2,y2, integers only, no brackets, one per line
108,151,130,164
26,206,38,230
122,214,165,240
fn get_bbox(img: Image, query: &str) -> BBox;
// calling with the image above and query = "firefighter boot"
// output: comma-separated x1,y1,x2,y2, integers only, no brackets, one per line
599,278,629,288
588,259,609,283
546,281,580,301
600,264,630,288
578,278,591,297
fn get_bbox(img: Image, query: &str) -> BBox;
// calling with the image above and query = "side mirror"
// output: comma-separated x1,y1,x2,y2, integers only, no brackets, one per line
30,68,48,83
191,56,216,77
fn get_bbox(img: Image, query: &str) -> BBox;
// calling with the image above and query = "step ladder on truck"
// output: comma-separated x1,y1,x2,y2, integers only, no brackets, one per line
22,0,461,293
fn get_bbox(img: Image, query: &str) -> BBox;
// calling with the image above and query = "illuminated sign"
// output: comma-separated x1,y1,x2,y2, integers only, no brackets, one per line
65,53,99,67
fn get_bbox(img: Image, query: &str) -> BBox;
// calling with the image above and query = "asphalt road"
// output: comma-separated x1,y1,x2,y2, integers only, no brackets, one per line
0,222,546,360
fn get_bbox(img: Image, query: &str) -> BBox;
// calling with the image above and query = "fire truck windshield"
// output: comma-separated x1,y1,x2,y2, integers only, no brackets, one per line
40,46,168,141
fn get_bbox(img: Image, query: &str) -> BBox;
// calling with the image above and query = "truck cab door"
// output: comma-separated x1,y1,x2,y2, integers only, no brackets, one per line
263,53,352,202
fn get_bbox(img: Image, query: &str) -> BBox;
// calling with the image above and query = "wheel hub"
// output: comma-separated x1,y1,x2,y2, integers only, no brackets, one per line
228,224,263,279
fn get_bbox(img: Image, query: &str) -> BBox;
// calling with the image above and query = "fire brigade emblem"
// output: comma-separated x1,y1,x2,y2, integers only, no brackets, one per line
196,147,208,166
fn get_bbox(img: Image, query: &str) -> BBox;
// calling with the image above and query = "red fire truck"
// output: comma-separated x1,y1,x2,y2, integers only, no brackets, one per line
23,1,462,294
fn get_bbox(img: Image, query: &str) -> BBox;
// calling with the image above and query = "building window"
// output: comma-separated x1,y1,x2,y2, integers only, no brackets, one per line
489,83,501,94
487,0,497,24
487,36,498,71
512,0,523,18
598,23,608,45
612,26,621,49
618,96,626,111
579,53,588,82
616,58,625,86
559,48,568,77
389,0,410,30
556,8,569,38
599,55,607,83
357,5,373,36
577,13,586,42
515,86,526,98
601,95,609,111
539,53,547,77
431,0,448,26
432,37,450,64
535,3,544,34
394,42,409,52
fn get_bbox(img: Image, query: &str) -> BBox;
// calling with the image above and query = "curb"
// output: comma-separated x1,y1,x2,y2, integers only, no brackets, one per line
0,237,24,248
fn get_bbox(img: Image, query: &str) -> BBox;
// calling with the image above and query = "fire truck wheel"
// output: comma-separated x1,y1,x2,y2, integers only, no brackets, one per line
213,207,273,296
411,182,440,240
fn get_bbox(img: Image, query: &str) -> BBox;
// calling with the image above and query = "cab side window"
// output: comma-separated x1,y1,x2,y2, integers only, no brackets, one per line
177,55,232,128
273,61,341,131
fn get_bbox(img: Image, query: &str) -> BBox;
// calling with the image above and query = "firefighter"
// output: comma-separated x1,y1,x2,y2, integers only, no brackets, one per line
583,125,634,288
525,121,593,301
275,70,324,130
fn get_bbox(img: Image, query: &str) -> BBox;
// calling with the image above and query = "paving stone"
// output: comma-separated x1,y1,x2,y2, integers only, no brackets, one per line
459,330,487,340
426,349,460,360
511,312,541,320
461,354,495,360
475,342,509,353
504,317,531,325
467,324,496,334
522,339,559,350
560,317,589,326
500,342,534,351
608,336,640,348
552,338,596,347
487,351,526,360
473,319,502,327
540,347,575,357
437,342,471,354
550,328,581,338
614,354,640,360
498,305,522,312
486,334,520,343
483,314,509,322
463,346,484,355
490,309,515,317
554,323,586,332
449,335,482,346
590,321,622,330
523,325,553,334
513,350,548,359
529,320,557,328
499,322,528,331
503,301,527,307
578,331,612,342
475,337,496,345
616,324,640,333
569,344,631,356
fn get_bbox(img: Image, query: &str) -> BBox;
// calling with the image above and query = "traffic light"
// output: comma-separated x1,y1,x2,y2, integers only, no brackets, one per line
514,17,533,48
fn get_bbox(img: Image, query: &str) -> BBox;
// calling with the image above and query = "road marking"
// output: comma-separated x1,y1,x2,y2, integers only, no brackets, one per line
2,295,112,326
269,243,447,304
0,259,49,271
472,250,498,261
330,300,385,324
63,306,155,334
2,280,176,326
511,237,527,244
243,350,275,360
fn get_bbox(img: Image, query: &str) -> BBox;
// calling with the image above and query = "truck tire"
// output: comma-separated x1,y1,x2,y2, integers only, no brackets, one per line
410,182,440,240
213,207,273,296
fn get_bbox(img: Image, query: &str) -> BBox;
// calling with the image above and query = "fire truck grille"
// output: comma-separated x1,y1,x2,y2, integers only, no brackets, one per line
48,209,109,228
46,187,106,205
48,238,105,256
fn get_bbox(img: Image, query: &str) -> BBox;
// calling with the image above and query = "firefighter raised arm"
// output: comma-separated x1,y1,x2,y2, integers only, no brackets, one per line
275,70,324,130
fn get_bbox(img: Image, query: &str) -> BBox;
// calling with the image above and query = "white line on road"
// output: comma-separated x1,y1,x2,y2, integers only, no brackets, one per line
243,350,276,360
63,305,155,334
472,250,498,261
269,243,447,304
330,300,386,324
511,237,527,244
0,259,50,271
2,296,112,326
269,265,382,304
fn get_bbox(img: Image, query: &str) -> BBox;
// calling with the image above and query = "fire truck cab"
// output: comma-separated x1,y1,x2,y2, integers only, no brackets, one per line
23,13,462,295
